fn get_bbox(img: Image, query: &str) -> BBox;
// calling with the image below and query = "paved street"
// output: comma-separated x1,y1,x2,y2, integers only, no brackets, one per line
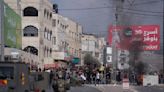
86,84,133,92
133,85,164,92
68,86,101,92
85,84,164,92
46,86,101,92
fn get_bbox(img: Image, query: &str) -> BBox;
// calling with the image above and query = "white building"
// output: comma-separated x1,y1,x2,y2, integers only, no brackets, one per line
21,0,53,68
98,37,106,65
81,34,106,65
3,0,83,68
52,13,82,66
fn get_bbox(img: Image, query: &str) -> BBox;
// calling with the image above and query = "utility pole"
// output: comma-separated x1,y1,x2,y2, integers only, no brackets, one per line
162,1,164,75
112,0,124,83
0,0,4,61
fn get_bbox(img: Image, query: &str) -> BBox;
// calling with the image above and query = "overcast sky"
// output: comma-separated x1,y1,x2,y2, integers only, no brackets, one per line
52,0,163,42
53,0,114,36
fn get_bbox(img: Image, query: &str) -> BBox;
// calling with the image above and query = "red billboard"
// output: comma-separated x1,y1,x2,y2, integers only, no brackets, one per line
108,25,160,50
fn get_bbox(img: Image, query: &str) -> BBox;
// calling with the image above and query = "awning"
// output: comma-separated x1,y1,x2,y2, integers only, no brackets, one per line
44,63,58,69
72,57,80,64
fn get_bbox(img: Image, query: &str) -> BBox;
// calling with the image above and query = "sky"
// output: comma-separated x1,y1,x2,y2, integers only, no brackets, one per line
52,0,163,35
53,0,115,37
52,0,163,47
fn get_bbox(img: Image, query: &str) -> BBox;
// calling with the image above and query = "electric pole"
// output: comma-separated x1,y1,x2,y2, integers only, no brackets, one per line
112,0,124,83
162,1,164,75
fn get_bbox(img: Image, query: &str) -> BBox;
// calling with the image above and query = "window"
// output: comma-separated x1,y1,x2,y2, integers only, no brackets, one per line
50,31,52,40
23,26,38,37
52,19,56,27
44,28,47,38
50,13,52,19
47,11,49,19
50,48,52,57
58,20,59,24
44,9,46,17
23,46,38,55
47,48,48,57
47,30,49,40
23,7,38,16
53,37,56,45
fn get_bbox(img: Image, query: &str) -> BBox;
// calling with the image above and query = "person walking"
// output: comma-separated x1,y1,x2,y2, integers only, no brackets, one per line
96,71,100,84
92,69,96,85
49,70,54,86
52,74,58,92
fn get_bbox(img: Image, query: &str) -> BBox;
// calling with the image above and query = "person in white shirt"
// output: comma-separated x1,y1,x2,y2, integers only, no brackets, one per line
96,71,100,84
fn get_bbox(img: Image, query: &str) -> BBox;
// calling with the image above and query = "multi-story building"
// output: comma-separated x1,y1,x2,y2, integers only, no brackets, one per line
52,13,82,66
3,0,38,67
66,18,82,66
97,37,106,65
21,0,53,68
52,13,69,68
81,34,104,65
3,0,83,68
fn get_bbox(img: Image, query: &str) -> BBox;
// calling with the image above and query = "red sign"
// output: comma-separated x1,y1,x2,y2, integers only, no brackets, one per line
108,25,160,50
44,63,59,69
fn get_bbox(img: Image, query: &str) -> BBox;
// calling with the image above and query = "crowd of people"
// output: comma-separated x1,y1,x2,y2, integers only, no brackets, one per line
47,65,164,92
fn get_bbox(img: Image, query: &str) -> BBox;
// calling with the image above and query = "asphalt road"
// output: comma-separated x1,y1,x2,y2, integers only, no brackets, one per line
86,84,164,92
67,86,101,92
86,84,133,92
46,85,101,92
46,84,164,92
133,85,164,92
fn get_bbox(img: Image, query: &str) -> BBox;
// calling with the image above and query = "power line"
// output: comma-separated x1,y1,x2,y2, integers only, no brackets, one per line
59,7,163,17
59,5,163,14
131,0,163,6
119,10,163,17
3,1,163,17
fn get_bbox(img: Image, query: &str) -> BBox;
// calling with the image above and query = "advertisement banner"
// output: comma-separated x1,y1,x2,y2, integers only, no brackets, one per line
108,25,160,50
4,3,22,49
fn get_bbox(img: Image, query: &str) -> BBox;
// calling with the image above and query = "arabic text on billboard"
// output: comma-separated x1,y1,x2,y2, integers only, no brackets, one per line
4,3,22,49
108,25,160,51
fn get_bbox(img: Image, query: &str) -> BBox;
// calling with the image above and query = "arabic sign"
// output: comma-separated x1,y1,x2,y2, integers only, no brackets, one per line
108,25,160,50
